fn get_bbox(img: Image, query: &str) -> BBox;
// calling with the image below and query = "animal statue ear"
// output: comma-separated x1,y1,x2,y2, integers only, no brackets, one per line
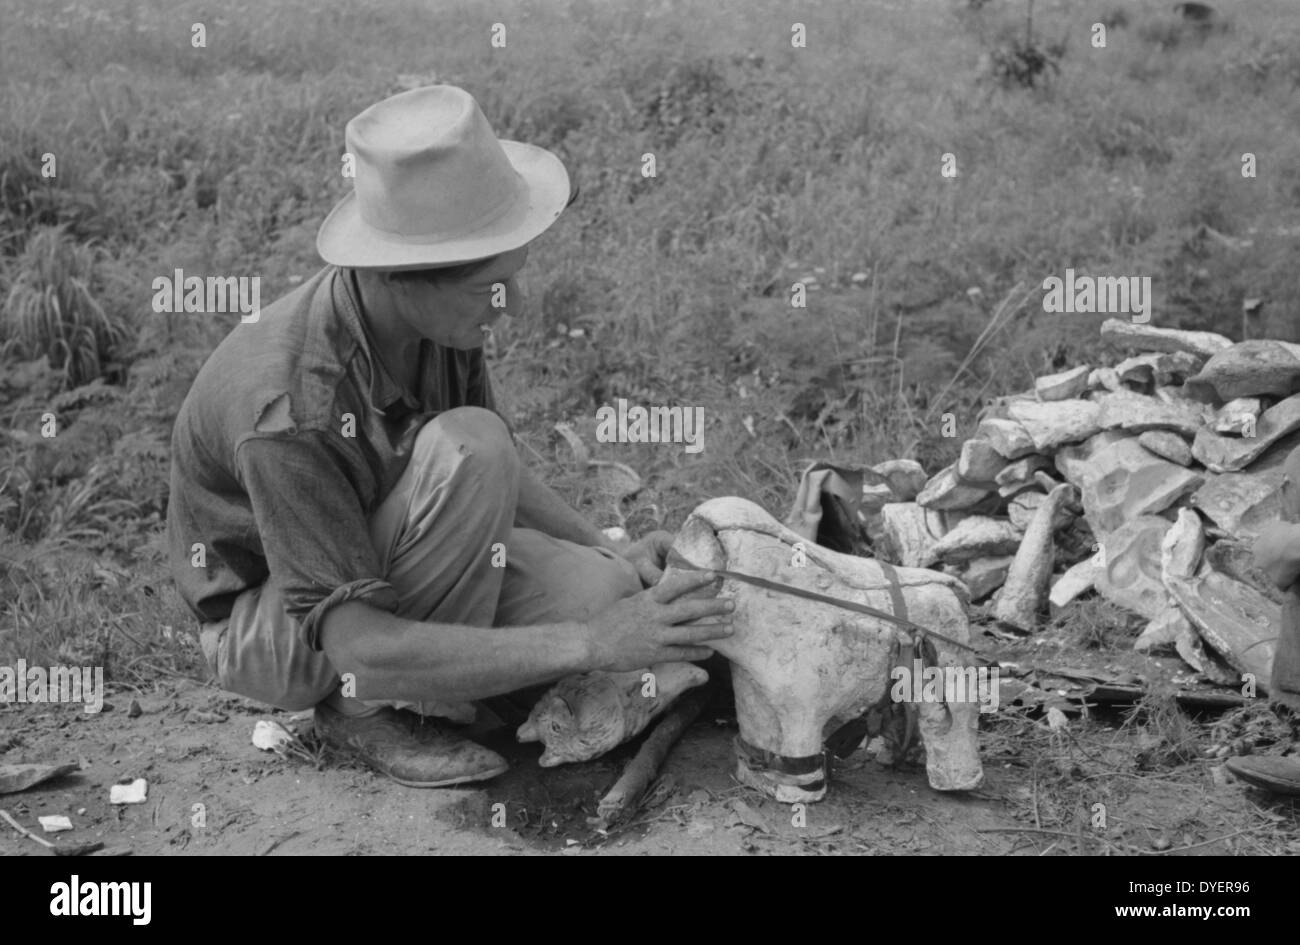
668,515,726,571
516,716,541,743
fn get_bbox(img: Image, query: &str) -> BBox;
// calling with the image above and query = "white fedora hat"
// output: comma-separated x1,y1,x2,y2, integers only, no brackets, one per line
317,85,570,270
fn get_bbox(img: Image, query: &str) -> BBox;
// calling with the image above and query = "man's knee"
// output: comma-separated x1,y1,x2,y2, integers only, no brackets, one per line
413,407,518,485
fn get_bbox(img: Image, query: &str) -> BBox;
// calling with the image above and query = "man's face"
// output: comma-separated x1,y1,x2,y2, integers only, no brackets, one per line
382,246,529,350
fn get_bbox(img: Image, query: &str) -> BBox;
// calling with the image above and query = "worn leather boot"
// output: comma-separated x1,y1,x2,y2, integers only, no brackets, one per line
314,702,508,787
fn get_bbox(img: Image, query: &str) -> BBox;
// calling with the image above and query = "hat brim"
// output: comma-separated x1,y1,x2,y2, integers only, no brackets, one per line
316,141,570,271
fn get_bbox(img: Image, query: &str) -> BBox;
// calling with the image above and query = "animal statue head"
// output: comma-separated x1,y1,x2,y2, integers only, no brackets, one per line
518,663,708,767
666,496,985,802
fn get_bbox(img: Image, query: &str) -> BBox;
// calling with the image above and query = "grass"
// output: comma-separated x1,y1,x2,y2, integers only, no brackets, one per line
2,0,1300,699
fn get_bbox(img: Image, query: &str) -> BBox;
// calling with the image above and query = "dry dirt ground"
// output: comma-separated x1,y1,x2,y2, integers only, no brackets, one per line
4,636,1299,857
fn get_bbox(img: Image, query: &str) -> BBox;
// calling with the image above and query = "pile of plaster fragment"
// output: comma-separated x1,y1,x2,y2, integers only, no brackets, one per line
855,319,1300,693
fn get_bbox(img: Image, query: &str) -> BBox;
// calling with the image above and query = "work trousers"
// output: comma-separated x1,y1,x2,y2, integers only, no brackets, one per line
199,407,642,714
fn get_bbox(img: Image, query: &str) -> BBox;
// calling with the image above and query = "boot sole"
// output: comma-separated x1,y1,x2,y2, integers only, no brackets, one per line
386,762,510,788
324,736,509,788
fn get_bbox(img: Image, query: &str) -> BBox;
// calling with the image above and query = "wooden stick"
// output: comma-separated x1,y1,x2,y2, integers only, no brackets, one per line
597,688,709,825
0,809,103,857
0,808,54,850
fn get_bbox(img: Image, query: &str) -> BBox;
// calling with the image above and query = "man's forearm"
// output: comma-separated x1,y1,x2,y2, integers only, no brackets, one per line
320,601,593,703
514,464,617,550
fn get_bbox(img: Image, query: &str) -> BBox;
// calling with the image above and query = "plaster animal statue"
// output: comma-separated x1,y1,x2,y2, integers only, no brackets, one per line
665,496,984,802
517,662,708,767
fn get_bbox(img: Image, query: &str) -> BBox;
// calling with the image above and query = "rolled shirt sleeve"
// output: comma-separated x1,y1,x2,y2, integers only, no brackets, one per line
236,432,399,651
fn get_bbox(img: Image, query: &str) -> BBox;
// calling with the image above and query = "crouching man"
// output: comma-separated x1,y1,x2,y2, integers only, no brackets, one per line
166,86,732,787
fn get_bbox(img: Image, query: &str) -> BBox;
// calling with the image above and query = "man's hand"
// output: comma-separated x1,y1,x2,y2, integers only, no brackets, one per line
585,570,735,672
620,529,675,587
1253,522,1300,590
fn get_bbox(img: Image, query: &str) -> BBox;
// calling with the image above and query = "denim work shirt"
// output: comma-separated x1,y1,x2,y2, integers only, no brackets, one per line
166,266,500,650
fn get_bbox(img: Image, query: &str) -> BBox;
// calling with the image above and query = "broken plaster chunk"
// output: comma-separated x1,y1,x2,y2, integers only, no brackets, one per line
1183,339,1300,402
1094,514,1172,620
1174,622,1240,687
252,719,294,752
1099,318,1233,360
1069,436,1203,537
1134,605,1187,654
1192,394,1300,473
993,484,1073,631
1095,389,1209,437
1205,540,1287,605
1160,507,1206,584
1214,398,1262,436
957,555,1015,601
38,815,74,833
995,454,1050,488
110,778,148,805
879,502,942,568
1087,367,1122,392
1005,399,1103,452
1035,366,1091,402
916,465,994,511
1008,489,1074,533
1115,351,1204,388
957,439,1008,482
1165,563,1280,688
870,459,928,502
976,418,1037,459
1033,470,1061,493
930,516,1022,563
1137,430,1193,466
1049,557,1100,613
1189,426,1294,540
